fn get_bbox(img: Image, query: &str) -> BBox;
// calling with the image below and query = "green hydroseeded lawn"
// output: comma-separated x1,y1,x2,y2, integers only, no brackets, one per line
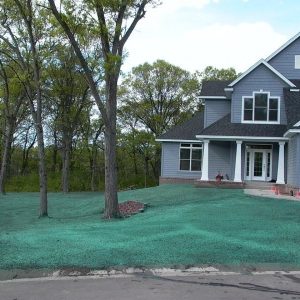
1,185,300,270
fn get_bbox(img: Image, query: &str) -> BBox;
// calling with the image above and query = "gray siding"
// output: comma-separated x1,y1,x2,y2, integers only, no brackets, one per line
287,134,300,187
208,141,232,179
268,37,300,79
231,64,289,124
161,141,288,183
204,99,231,128
161,142,201,179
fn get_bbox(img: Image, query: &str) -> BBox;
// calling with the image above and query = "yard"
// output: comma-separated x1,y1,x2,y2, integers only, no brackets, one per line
0,185,300,270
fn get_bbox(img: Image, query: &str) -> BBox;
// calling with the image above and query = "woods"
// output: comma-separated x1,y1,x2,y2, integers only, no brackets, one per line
0,0,238,218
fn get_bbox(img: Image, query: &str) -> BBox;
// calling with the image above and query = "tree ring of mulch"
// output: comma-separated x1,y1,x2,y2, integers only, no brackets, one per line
118,201,147,217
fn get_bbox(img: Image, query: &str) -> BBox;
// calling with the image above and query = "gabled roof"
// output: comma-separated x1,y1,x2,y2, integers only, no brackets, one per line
156,112,204,142
228,59,296,88
200,80,231,98
197,114,287,138
266,32,300,62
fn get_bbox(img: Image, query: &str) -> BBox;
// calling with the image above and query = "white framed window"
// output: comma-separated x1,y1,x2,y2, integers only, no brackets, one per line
242,91,280,124
179,143,202,171
295,55,300,69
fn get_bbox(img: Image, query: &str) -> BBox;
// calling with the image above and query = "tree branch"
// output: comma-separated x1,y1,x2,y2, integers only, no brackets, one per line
48,0,108,125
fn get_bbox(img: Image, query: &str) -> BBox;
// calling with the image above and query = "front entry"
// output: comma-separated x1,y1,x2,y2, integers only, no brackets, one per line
245,145,272,181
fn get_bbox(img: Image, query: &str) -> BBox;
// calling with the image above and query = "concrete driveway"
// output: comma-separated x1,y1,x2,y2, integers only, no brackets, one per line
1,272,300,300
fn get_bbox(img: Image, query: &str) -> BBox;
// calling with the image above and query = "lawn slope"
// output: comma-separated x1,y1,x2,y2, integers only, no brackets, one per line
0,185,300,269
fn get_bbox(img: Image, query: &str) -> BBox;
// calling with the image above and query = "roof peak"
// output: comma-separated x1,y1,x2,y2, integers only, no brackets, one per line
228,59,296,88
266,32,300,62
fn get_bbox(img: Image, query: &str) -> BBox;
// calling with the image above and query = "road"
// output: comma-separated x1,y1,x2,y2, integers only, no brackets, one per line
1,272,300,300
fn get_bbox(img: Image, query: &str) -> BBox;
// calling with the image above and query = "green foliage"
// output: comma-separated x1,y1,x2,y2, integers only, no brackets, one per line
120,59,200,136
200,66,239,81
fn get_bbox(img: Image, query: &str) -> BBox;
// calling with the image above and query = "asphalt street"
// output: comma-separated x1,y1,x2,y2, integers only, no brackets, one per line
1,272,300,300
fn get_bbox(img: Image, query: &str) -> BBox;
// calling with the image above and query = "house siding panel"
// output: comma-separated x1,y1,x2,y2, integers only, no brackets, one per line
231,64,289,124
287,135,300,187
204,100,231,128
161,142,202,179
208,141,232,180
268,38,300,79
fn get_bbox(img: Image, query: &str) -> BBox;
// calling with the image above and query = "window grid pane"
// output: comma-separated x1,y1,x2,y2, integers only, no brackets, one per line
180,145,202,171
243,94,279,122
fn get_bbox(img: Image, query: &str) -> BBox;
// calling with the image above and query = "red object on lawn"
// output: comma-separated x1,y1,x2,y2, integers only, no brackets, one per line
118,200,145,217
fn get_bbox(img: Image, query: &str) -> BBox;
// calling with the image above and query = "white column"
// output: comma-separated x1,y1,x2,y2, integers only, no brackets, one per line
276,141,286,184
234,141,243,182
200,140,210,181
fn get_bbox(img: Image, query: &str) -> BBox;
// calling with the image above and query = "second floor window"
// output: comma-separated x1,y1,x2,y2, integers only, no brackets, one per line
243,92,279,123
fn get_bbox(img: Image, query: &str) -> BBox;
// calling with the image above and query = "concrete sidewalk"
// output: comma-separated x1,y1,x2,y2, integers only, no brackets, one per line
244,188,300,201
1,272,300,300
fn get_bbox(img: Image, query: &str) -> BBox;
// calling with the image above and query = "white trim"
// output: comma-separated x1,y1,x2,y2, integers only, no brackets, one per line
196,135,289,141
200,96,227,99
266,32,300,62
228,59,296,88
234,141,242,182
290,89,300,92
178,143,203,172
284,129,300,137
241,91,280,124
244,145,273,182
276,141,286,184
200,140,209,181
294,121,300,127
156,139,202,143
224,88,233,91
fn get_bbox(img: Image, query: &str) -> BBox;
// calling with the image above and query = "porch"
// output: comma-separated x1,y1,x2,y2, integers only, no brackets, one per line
197,137,289,185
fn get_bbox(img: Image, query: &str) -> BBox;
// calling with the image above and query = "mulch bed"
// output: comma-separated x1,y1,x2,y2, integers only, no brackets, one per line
118,200,146,217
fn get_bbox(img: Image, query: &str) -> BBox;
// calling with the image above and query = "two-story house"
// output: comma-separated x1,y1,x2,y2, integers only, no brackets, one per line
157,32,300,189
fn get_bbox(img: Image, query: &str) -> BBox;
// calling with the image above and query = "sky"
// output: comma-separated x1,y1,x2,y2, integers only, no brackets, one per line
124,0,300,74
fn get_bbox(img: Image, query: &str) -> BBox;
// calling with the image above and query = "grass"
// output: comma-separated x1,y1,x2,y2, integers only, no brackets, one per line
1,185,300,270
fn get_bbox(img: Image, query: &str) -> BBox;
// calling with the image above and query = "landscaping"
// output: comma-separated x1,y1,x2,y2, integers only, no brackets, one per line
1,185,300,270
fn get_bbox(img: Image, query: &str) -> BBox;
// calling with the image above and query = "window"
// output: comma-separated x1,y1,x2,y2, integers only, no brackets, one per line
242,92,279,123
180,143,202,171
295,55,300,69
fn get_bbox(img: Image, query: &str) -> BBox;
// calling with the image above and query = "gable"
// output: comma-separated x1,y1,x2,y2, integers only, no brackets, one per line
231,63,290,124
229,60,295,88
267,35,300,79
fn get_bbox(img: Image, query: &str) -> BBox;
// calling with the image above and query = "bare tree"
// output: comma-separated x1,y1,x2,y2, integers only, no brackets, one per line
48,0,159,218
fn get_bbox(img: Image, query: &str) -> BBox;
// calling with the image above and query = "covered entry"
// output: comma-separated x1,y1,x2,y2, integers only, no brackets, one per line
245,145,272,181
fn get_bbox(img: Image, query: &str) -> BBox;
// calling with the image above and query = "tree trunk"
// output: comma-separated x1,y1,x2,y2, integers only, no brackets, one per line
61,136,71,193
36,122,48,217
103,123,119,218
103,78,120,218
90,148,97,192
51,129,58,173
0,122,13,194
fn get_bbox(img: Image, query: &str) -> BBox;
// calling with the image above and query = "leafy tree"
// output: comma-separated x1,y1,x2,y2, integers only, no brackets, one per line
46,45,91,193
199,66,239,81
48,0,159,218
0,0,50,216
0,56,27,193
119,60,200,178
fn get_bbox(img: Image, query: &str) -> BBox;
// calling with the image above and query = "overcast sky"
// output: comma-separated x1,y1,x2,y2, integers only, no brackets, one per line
123,0,300,74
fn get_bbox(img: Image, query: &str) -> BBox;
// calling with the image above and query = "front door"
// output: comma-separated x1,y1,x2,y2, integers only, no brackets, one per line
252,150,265,180
245,146,272,181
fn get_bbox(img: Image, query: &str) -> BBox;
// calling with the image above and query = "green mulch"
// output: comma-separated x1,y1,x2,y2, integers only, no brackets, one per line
0,185,300,270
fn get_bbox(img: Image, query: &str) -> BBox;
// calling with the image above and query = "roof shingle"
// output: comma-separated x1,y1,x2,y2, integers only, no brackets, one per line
200,80,230,97
158,112,204,140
